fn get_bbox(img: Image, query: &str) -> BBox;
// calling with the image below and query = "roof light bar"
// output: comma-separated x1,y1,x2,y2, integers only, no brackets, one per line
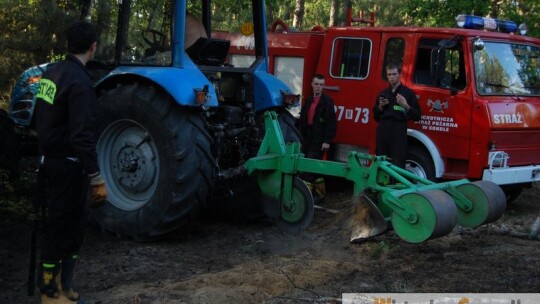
455,14,527,35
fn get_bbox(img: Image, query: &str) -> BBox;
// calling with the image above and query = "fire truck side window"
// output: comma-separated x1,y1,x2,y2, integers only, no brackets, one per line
414,39,466,90
330,38,372,79
381,38,405,81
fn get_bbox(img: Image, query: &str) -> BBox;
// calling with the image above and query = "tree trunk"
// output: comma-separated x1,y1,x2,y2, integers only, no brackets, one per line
329,0,339,27
343,0,352,26
292,0,305,29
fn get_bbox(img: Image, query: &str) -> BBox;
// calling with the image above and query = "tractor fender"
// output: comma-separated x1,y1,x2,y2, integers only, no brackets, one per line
407,129,445,178
95,65,219,107
253,62,292,111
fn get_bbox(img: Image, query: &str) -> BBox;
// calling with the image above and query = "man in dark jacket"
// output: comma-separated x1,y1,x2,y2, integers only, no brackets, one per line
373,64,421,169
35,20,108,304
299,74,337,201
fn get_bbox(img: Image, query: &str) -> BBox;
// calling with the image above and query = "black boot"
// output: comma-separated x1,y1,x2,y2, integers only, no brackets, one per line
38,261,76,303
39,261,61,297
61,254,80,301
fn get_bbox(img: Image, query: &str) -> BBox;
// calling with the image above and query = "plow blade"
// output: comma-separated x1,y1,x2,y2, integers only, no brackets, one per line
349,194,388,243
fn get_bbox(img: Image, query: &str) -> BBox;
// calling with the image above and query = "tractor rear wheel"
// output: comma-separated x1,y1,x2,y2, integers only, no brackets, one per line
93,83,214,240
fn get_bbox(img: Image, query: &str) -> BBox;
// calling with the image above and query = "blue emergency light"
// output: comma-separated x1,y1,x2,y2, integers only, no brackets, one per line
455,14,527,35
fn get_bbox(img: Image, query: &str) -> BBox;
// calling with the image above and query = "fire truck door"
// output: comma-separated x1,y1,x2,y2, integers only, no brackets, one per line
319,31,382,152
408,36,472,174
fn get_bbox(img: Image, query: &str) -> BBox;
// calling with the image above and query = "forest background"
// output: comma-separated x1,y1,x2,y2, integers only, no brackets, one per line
0,0,538,105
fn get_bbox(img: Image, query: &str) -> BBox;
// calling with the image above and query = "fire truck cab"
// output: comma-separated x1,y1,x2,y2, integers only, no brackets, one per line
217,15,540,200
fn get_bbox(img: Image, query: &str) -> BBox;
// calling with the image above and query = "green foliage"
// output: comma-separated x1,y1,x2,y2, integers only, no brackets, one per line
402,0,491,27
0,0,539,97
0,0,83,101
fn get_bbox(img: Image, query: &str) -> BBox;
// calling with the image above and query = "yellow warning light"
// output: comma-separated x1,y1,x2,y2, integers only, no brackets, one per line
241,22,254,36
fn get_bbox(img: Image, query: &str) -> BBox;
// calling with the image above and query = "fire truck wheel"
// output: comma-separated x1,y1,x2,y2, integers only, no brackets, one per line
406,146,435,182
0,109,21,180
501,184,526,204
92,83,214,241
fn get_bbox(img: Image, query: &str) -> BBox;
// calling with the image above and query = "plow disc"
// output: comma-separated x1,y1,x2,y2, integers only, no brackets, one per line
391,190,458,243
275,177,314,232
260,175,314,233
455,181,507,228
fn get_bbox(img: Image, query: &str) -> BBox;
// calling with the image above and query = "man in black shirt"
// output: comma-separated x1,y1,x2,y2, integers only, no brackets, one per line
373,64,421,169
35,20,107,304
299,74,337,201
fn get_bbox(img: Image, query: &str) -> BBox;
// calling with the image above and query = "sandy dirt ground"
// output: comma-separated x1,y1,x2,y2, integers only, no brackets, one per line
1,180,539,304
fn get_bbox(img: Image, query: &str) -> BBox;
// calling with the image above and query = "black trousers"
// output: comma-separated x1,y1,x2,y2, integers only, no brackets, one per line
375,121,408,169
302,127,324,183
40,158,88,262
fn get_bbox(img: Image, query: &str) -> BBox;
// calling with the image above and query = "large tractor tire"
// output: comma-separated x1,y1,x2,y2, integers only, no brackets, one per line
92,83,214,240
0,109,21,179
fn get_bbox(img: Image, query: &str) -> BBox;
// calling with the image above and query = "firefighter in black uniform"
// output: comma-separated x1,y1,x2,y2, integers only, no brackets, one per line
373,64,421,169
35,20,108,304
299,74,337,202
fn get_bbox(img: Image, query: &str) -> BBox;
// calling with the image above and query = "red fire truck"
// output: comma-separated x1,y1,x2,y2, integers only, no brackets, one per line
214,14,540,200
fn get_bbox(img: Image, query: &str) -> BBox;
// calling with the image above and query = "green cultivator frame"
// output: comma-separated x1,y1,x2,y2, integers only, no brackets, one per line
244,112,507,243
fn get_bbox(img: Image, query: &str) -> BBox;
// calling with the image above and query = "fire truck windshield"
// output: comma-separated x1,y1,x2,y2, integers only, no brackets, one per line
474,41,540,96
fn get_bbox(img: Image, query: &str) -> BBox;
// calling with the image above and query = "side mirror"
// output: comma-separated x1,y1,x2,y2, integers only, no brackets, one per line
473,37,484,51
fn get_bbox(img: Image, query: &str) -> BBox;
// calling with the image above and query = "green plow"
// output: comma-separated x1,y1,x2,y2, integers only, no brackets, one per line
244,112,507,243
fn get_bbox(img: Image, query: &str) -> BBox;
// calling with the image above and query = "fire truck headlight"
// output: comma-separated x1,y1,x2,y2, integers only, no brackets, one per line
488,151,509,169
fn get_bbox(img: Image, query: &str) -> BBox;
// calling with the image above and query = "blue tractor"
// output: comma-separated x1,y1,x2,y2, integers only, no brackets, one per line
10,0,303,240
89,0,303,239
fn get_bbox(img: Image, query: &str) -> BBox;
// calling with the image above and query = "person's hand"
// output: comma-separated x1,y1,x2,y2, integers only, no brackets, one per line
89,172,108,208
396,93,410,110
321,143,330,151
378,96,389,110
